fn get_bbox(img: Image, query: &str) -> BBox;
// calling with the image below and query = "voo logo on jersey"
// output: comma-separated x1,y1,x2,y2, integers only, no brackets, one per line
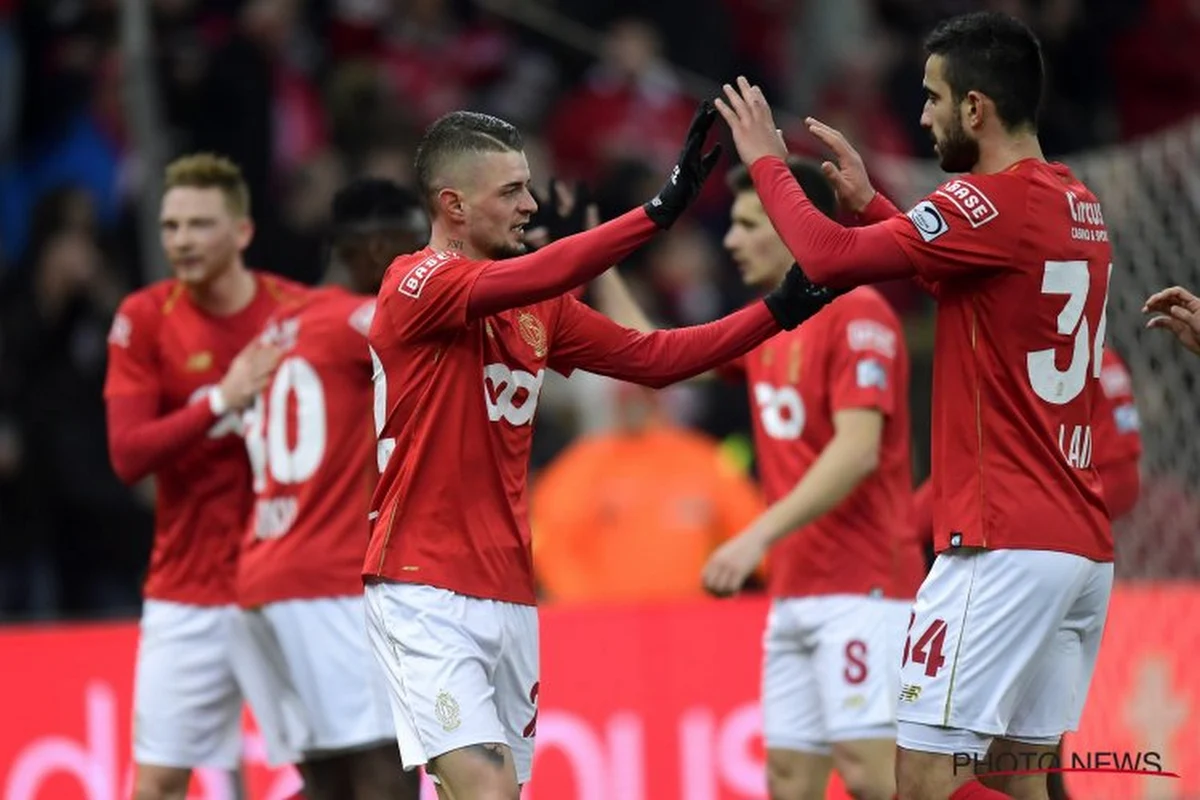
483,364,544,426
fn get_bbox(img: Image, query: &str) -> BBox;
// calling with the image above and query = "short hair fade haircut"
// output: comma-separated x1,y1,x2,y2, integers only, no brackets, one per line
413,111,524,213
924,11,1044,132
164,153,251,216
726,156,839,221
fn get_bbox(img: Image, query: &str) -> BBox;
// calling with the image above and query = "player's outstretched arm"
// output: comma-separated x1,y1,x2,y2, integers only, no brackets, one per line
466,103,722,319
1144,285,1200,356
703,408,884,596
106,340,280,484
714,77,914,288
550,264,836,388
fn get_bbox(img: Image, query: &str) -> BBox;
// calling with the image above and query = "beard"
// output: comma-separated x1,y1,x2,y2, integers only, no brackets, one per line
485,238,528,260
934,115,980,173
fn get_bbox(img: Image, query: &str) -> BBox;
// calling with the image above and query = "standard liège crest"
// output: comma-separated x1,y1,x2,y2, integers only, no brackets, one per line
186,351,214,372
435,690,462,732
517,312,547,358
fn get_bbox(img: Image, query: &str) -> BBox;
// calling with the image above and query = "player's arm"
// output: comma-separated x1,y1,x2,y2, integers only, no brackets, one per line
589,268,655,332
550,263,840,387
718,79,1015,288
105,305,280,484
1094,348,1143,520
1098,460,1140,521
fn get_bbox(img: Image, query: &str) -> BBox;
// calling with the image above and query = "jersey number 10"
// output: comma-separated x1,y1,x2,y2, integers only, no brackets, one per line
246,356,329,491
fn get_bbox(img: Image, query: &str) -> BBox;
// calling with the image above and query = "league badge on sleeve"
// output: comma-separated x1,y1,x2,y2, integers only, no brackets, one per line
856,358,888,390
906,201,950,243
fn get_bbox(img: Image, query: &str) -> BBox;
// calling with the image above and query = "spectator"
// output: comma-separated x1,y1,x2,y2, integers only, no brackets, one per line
532,382,765,604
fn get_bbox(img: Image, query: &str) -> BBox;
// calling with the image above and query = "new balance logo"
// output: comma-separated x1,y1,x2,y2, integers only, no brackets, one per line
899,684,922,703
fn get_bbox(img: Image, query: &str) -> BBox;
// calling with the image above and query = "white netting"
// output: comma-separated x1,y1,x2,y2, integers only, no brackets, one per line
872,118,1200,579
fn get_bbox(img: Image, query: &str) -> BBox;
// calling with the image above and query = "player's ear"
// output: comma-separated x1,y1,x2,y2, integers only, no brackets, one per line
235,217,254,250
963,89,986,130
437,187,467,224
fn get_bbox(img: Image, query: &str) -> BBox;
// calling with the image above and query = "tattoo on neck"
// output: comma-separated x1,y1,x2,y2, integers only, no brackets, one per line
447,239,465,251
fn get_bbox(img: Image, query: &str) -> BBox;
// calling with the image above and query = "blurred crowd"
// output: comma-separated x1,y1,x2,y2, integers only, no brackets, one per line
2,0,1199,620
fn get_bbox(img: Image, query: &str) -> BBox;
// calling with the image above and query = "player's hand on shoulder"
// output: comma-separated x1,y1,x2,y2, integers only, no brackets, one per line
806,116,876,213
713,76,787,172
703,530,768,598
644,100,723,229
763,263,844,330
1144,285,1200,356
218,339,284,411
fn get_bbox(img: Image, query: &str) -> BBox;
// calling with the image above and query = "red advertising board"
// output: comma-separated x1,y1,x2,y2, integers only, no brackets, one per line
1,586,1196,799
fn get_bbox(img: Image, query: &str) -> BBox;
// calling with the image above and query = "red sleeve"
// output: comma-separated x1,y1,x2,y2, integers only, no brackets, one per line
548,298,780,389
467,208,658,317
826,296,902,417
879,174,1026,282
1099,459,1140,521
857,192,901,224
748,156,916,287
106,394,220,484
103,295,160,399
912,478,933,545
379,251,489,342
857,193,939,297
1096,348,1143,465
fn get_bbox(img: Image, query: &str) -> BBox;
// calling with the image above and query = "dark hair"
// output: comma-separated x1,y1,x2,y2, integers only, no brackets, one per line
726,156,838,220
413,111,524,213
331,178,426,237
924,11,1044,131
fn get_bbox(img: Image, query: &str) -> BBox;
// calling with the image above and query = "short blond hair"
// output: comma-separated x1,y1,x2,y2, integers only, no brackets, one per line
164,153,251,217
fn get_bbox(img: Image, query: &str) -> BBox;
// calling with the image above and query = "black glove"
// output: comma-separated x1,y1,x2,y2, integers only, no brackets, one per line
527,178,592,246
763,264,845,330
644,101,723,229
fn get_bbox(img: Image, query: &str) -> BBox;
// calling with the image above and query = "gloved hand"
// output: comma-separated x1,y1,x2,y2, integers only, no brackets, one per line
644,101,723,229
763,263,844,330
527,178,592,246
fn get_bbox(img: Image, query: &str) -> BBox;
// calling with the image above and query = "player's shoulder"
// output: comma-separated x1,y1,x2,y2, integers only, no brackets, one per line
254,270,309,307
827,287,902,346
114,278,185,326
381,247,475,302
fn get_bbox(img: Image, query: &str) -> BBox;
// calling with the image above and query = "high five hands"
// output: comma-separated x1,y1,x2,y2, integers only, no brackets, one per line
715,77,878,213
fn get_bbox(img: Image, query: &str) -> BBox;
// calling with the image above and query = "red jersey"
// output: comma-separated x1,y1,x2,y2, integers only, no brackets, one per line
741,287,921,599
238,287,378,608
1094,347,1142,469
366,247,779,605
881,160,1114,561
103,273,305,605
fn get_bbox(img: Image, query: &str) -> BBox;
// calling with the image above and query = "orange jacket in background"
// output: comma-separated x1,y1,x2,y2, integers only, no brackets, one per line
532,425,765,604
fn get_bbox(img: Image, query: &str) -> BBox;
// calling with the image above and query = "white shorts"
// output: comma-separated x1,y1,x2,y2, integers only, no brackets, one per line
232,595,397,767
763,595,911,753
896,549,1112,757
133,600,244,769
363,582,539,784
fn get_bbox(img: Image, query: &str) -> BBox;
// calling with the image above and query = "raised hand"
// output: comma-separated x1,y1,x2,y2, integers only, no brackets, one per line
806,116,877,213
526,178,594,247
1144,285,1200,356
713,76,787,169
644,100,723,229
